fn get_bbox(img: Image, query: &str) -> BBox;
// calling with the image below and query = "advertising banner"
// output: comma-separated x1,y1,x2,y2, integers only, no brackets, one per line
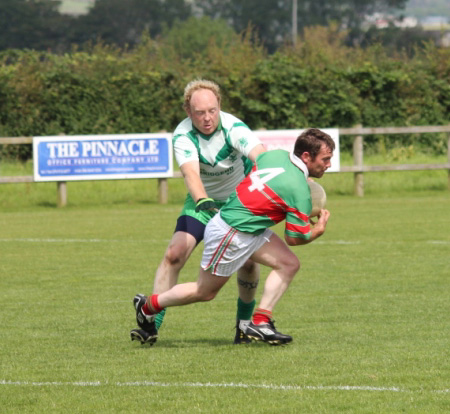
255,129,340,172
33,134,173,182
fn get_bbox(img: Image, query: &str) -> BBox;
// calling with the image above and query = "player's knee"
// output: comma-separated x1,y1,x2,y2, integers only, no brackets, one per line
164,245,188,267
241,259,258,275
281,255,300,279
197,289,218,302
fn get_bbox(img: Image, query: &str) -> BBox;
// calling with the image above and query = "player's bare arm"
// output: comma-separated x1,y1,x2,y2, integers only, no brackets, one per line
284,209,331,246
247,143,266,162
180,160,208,202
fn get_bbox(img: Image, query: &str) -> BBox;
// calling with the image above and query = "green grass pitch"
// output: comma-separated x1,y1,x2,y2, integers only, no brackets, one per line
0,171,449,413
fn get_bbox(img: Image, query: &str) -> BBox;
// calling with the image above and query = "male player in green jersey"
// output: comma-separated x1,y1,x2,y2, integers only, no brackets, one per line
130,79,266,345
132,128,334,345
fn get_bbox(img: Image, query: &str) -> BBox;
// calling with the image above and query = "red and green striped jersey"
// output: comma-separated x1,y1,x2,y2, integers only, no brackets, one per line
220,149,312,239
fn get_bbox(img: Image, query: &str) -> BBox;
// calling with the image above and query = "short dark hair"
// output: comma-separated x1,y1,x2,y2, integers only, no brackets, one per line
293,128,335,159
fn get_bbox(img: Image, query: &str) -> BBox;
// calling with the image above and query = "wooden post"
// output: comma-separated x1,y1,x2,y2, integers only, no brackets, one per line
447,134,450,191
353,125,364,197
56,132,67,207
158,178,168,204
57,181,67,207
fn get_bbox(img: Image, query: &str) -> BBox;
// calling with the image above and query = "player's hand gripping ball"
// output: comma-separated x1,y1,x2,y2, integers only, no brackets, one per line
308,181,327,217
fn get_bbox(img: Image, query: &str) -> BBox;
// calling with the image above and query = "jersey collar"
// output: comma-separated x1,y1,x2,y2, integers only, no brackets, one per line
290,150,309,179
192,118,223,141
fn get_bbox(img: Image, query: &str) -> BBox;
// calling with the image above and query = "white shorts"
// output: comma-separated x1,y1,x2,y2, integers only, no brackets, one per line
201,214,273,277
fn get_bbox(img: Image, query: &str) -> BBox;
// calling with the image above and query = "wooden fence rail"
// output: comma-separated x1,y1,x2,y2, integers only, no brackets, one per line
1,125,450,205
338,125,450,196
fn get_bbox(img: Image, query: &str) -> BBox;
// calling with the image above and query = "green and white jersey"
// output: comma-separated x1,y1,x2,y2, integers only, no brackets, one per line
173,111,262,201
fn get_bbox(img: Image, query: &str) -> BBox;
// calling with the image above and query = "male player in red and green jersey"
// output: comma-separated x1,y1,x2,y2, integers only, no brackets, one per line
132,128,335,345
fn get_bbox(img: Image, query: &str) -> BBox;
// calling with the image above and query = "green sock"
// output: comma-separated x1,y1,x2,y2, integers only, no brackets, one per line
155,308,166,330
236,298,256,321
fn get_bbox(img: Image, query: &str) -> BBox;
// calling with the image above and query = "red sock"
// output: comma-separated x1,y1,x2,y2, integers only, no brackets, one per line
252,308,272,325
142,294,164,315
141,300,152,315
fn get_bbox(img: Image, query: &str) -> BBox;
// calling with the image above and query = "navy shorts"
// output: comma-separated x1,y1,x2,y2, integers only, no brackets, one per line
174,215,207,245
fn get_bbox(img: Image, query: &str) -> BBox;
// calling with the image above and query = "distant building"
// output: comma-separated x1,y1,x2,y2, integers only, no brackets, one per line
365,13,418,29
59,0,94,16
441,32,450,47
421,16,449,25
395,17,419,28
421,16,450,30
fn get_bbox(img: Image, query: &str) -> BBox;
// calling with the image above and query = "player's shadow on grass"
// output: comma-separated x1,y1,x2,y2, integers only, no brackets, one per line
37,201,57,208
133,338,242,348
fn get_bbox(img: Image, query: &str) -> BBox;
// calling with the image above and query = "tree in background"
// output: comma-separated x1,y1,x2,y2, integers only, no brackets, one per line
295,0,408,31
70,0,193,48
0,0,71,51
160,16,238,60
0,0,441,55
194,0,291,53
195,0,409,52
360,25,436,56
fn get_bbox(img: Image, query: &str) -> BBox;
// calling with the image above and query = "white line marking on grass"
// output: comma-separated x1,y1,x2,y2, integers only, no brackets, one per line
0,238,104,243
0,238,170,243
1,380,102,386
1,238,448,246
0,238,360,245
314,240,361,245
115,382,407,393
1,380,448,394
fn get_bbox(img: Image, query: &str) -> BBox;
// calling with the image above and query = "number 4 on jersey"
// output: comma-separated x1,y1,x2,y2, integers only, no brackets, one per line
248,167,285,192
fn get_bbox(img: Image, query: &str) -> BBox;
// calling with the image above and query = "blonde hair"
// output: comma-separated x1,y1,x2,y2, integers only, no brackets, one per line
183,79,221,112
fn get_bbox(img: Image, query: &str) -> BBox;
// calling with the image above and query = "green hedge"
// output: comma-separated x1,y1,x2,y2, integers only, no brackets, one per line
1,30,449,160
